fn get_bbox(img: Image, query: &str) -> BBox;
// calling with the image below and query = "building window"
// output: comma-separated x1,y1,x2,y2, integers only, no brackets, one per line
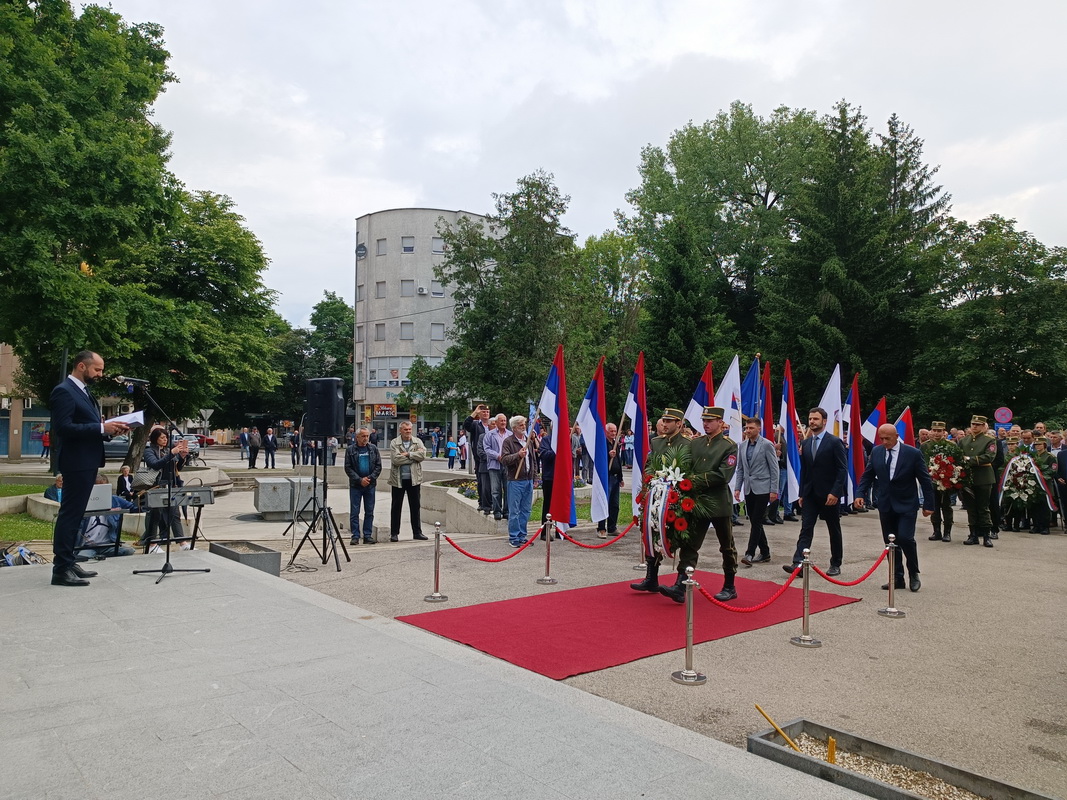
432,236,445,254
430,280,445,297
23,398,32,410
355,363,363,385
355,325,364,343
401,236,415,253
356,284,365,302
400,322,414,340
375,323,385,341
375,281,386,299
376,238,387,256
430,323,445,341
400,280,415,297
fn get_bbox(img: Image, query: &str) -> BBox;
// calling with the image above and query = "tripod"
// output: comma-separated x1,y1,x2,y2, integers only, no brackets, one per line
287,435,350,572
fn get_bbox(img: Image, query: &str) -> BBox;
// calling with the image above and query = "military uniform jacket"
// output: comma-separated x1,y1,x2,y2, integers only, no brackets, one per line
958,433,997,486
688,432,737,519
645,432,689,478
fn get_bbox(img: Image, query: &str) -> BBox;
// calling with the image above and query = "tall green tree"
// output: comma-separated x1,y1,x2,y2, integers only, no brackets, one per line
308,290,355,400
907,215,1067,424
432,170,602,410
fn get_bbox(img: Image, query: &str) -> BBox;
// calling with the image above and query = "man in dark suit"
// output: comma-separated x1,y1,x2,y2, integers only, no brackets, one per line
49,351,130,587
783,407,847,576
855,423,935,591
262,427,278,468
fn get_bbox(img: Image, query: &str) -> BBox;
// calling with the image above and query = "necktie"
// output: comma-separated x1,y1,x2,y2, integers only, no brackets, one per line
811,435,819,457
886,448,893,476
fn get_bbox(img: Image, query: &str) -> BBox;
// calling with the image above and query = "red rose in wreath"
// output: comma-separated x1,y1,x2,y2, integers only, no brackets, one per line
668,490,680,503
674,518,688,531
679,479,693,491
665,509,677,522
681,497,695,511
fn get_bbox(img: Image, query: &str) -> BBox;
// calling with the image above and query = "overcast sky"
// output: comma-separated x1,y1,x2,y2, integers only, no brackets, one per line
107,0,1066,325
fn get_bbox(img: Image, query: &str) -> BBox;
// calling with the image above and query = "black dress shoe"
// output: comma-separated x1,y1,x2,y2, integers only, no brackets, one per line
51,570,89,587
413,532,428,540
71,563,98,578
928,533,942,541
782,563,800,575
713,586,737,601
783,514,799,522
826,566,841,577
389,535,399,542
881,580,907,590
909,576,921,592
764,517,777,526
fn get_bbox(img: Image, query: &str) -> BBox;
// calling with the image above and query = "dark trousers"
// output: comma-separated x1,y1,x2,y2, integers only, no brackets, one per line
248,446,260,468
52,468,94,574
743,492,771,557
597,473,622,533
931,489,953,533
540,479,554,526
263,449,276,468
475,469,491,511
349,482,376,540
390,480,422,537
960,484,993,528
290,447,299,466
876,507,919,581
675,516,737,576
791,497,844,567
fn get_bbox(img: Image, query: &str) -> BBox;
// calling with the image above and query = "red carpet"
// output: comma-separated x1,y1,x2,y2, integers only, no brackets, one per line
397,571,860,679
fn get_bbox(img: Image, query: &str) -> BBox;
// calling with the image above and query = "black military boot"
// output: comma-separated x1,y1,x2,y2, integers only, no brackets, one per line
982,528,994,547
658,571,687,603
942,524,951,542
963,527,979,546
713,574,737,602
929,523,942,541
630,559,661,592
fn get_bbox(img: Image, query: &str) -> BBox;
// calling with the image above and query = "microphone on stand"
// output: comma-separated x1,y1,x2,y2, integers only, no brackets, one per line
116,375,151,385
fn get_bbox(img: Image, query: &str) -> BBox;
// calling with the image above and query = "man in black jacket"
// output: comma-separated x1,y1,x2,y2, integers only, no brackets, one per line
784,407,847,576
462,404,493,513
596,423,624,538
345,427,382,544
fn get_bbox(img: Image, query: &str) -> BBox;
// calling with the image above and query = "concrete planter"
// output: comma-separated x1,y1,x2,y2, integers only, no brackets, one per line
209,541,281,577
747,718,1055,800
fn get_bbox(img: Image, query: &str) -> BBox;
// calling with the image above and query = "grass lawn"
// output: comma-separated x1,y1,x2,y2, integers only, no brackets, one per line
529,491,633,522
0,484,45,498
0,512,53,541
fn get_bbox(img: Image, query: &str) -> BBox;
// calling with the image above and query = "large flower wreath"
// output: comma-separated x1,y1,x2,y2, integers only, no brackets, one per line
925,440,967,491
635,444,714,557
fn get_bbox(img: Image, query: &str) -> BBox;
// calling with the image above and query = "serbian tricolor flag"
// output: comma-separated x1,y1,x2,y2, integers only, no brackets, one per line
740,356,761,419
538,346,577,530
575,357,609,525
861,397,887,444
894,406,916,447
761,361,774,440
845,373,865,503
624,352,650,522
778,359,802,503
684,361,714,434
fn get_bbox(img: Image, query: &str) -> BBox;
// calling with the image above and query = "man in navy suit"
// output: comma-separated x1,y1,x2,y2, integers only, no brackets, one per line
855,423,935,592
784,407,848,576
49,351,129,587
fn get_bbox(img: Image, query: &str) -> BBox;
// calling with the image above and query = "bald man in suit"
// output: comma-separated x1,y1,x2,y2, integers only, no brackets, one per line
49,351,129,586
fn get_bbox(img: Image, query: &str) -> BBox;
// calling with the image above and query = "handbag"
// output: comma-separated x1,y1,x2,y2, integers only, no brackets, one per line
132,465,159,492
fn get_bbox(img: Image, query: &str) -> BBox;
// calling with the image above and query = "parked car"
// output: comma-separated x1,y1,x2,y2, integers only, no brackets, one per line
193,434,215,447
173,433,201,459
104,435,132,460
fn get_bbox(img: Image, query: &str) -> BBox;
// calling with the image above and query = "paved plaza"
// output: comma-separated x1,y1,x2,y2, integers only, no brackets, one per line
1,447,1065,798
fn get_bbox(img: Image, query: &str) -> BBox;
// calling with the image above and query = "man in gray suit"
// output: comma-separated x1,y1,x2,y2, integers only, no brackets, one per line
734,416,779,566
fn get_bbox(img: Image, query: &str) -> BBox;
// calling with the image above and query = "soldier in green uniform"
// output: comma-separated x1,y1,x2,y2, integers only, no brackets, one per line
658,406,739,603
999,437,1025,531
630,408,690,594
920,421,959,542
958,414,997,547
1029,437,1057,535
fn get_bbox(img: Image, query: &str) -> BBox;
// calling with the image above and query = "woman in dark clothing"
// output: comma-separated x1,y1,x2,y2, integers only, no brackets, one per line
141,427,188,546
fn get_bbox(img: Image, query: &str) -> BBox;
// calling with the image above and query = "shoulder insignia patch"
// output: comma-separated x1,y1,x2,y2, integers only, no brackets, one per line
987,443,996,453
726,454,737,467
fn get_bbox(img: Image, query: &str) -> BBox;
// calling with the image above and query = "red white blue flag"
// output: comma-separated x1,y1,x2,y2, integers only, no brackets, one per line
576,357,609,525
624,352,650,520
684,361,714,433
778,359,801,502
538,345,577,530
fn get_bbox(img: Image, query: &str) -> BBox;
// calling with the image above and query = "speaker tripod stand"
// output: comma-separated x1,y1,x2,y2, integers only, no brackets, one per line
286,435,349,572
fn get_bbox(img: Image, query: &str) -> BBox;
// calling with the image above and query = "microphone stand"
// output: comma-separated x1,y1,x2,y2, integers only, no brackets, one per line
126,380,210,584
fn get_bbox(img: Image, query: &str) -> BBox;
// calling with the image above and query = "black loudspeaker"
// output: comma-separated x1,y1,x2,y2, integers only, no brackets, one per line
305,377,344,437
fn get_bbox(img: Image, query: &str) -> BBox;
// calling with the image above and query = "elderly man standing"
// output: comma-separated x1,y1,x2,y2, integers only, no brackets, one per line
500,415,538,548
734,416,779,566
345,427,381,544
462,404,493,514
389,421,428,541
855,424,935,592
483,413,511,521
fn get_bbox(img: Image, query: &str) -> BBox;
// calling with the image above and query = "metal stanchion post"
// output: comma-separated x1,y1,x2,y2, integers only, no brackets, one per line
671,567,707,685
537,514,558,585
878,534,905,619
424,521,448,603
789,548,822,648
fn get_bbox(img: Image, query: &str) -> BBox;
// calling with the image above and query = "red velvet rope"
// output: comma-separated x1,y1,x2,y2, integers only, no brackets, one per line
698,565,801,612
557,520,634,549
810,547,888,586
443,527,542,563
